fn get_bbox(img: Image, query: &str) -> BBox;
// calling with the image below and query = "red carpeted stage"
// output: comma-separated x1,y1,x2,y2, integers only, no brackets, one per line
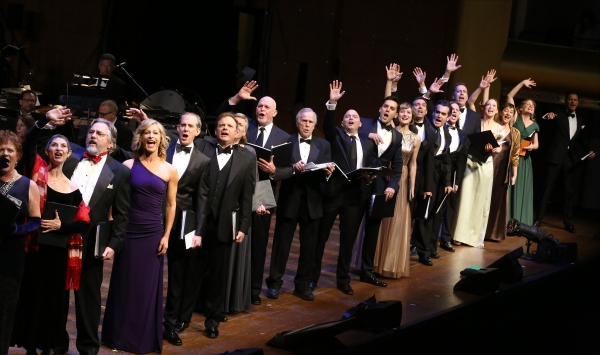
9,212,600,354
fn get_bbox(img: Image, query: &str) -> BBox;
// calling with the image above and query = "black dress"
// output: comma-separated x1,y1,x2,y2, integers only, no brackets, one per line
0,176,31,355
12,187,86,353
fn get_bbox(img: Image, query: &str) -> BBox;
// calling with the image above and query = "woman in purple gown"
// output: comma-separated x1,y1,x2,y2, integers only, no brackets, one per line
101,119,178,354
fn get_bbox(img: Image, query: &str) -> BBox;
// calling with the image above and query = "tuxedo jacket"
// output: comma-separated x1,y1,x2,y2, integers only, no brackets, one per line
358,118,403,193
65,155,131,254
273,134,331,220
424,126,452,192
322,108,375,198
425,93,481,135
545,110,592,164
166,141,211,237
197,147,255,243
194,137,218,159
410,120,437,185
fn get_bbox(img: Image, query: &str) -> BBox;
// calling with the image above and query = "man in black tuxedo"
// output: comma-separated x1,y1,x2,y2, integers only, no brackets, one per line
439,101,469,252
358,96,403,287
264,108,333,301
535,93,595,232
414,101,453,265
162,112,210,345
312,81,375,295
191,113,255,339
66,118,130,355
217,88,289,305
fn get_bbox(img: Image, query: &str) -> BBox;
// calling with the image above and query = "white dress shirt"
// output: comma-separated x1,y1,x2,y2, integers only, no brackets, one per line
71,154,108,205
435,128,446,156
172,140,194,179
376,120,392,157
216,146,233,170
346,132,363,169
458,107,467,130
257,122,274,147
568,112,577,140
447,125,460,153
298,134,312,163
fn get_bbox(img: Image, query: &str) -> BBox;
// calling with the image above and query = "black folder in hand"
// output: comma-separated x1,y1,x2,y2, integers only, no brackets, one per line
346,166,401,181
181,209,196,248
369,194,397,219
94,221,113,258
467,131,499,162
247,141,294,167
414,196,431,220
37,202,78,248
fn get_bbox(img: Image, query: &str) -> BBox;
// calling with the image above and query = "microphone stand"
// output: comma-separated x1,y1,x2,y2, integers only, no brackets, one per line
117,65,151,105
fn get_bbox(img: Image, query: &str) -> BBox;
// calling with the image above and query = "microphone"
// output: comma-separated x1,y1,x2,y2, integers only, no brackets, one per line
116,62,127,68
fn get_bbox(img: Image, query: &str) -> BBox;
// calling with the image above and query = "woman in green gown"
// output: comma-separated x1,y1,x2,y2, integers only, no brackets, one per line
506,79,540,225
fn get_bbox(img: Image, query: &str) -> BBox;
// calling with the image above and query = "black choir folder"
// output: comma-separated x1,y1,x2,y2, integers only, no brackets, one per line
37,202,78,248
346,166,401,181
94,221,112,258
246,142,294,167
369,194,396,219
467,131,499,162
181,209,196,249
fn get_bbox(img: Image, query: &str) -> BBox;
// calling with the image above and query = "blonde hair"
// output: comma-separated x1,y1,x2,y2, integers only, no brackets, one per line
131,119,170,159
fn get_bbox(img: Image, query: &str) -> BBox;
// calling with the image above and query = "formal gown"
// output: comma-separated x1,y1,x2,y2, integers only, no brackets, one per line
509,116,539,225
374,131,416,278
12,188,84,353
485,132,512,242
102,159,167,354
0,176,31,355
452,130,494,248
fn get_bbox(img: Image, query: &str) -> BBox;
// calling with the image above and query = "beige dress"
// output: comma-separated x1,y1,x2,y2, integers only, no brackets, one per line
374,131,417,278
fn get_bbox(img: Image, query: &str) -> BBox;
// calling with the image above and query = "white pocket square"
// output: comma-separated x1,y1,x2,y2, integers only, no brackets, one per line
107,184,114,189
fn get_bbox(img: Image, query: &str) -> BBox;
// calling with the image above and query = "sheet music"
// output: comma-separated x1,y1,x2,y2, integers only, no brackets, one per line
581,151,594,161
184,231,195,249
232,211,237,241
94,224,101,258
436,193,449,214
180,211,187,240
424,197,431,219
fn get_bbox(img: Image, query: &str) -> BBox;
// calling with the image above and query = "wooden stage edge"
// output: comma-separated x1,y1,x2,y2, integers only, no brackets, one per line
8,212,600,355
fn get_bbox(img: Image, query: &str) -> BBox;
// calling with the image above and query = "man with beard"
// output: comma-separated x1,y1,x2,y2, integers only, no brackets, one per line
66,118,131,355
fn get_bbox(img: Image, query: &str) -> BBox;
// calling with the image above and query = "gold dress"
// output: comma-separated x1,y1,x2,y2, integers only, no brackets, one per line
374,131,417,278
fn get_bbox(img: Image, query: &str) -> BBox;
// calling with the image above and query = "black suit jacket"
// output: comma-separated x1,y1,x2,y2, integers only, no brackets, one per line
166,141,211,237
65,155,131,254
424,126,452,192
197,147,255,243
194,137,217,159
460,108,481,135
448,126,469,187
273,134,331,220
358,118,403,193
322,107,375,199
545,110,592,164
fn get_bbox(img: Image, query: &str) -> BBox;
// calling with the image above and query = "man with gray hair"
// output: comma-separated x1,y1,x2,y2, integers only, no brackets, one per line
264,108,334,301
64,118,131,355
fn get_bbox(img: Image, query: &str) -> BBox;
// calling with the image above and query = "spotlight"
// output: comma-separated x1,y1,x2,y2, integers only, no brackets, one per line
507,219,577,263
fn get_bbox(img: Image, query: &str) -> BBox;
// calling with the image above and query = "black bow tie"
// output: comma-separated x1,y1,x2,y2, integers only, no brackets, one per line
300,138,312,144
449,126,457,130
176,143,191,154
380,121,393,131
460,107,466,113
217,145,232,154
568,113,575,118
414,122,424,128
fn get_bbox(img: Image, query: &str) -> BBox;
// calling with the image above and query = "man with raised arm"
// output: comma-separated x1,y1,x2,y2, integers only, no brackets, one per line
312,81,376,295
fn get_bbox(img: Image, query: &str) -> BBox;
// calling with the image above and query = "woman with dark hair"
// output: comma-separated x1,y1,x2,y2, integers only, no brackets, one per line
0,130,41,355
484,103,520,242
12,134,89,355
506,79,540,225
102,119,178,354
374,102,420,278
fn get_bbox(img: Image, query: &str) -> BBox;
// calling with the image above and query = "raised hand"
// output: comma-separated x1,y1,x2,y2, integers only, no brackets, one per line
522,78,536,88
125,108,148,123
46,107,72,126
329,80,345,103
429,77,445,94
237,80,259,101
413,67,426,85
486,69,498,83
479,75,490,89
446,53,461,73
386,63,402,82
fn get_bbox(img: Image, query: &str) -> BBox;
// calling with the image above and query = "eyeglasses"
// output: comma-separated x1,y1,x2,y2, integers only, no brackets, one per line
98,111,114,117
87,129,108,138
21,99,36,103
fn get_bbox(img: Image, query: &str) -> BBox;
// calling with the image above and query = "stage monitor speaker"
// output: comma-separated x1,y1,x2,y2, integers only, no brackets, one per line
267,300,402,353
486,246,524,283
454,268,502,295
